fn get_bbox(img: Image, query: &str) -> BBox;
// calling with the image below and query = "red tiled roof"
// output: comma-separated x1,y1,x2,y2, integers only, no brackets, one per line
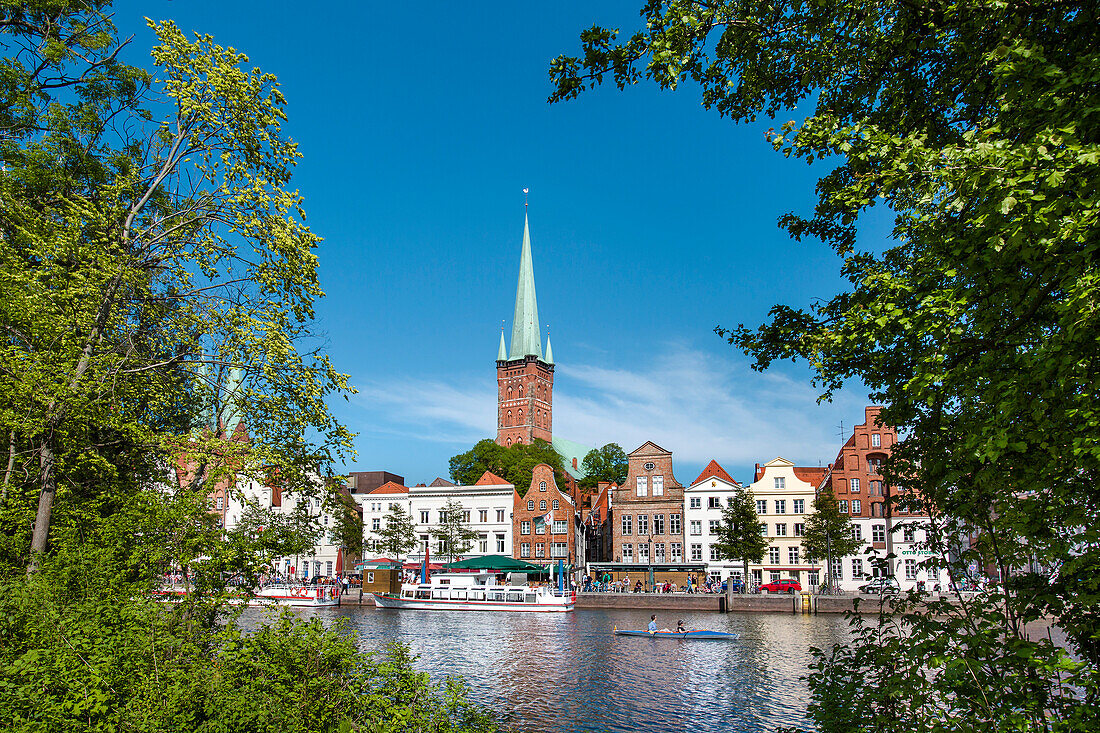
693,459,735,486
793,467,828,484
371,481,408,494
475,470,510,486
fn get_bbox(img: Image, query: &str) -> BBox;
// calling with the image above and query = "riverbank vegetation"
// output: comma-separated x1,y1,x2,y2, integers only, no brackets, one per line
551,1,1098,729
0,3,493,730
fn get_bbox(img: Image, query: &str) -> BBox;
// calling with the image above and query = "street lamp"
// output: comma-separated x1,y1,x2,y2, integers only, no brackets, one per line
642,532,654,592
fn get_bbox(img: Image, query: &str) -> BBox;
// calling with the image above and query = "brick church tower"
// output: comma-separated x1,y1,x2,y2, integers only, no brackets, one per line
496,208,554,447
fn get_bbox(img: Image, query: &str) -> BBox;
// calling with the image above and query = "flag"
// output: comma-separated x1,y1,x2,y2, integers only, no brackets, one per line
421,544,429,584
535,510,553,531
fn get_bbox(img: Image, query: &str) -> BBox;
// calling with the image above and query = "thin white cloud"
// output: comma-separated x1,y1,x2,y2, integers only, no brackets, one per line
349,344,868,480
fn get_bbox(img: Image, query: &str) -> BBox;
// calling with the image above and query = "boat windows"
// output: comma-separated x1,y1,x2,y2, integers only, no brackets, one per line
450,590,467,600
415,590,431,599
525,594,537,603
432,590,448,599
507,592,523,603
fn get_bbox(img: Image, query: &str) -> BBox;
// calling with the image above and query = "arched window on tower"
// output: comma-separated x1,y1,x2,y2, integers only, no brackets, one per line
506,410,512,426
517,409,523,423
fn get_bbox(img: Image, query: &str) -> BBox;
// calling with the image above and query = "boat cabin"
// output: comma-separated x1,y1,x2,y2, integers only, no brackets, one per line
401,571,543,604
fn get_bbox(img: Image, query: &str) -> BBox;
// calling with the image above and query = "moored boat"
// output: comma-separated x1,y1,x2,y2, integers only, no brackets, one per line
155,582,341,607
373,571,574,612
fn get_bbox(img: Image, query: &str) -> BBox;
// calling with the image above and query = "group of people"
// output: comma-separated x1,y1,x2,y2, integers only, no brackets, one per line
581,572,729,594
648,615,687,635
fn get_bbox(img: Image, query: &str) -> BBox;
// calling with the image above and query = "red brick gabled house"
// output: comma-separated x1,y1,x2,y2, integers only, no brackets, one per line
512,463,577,566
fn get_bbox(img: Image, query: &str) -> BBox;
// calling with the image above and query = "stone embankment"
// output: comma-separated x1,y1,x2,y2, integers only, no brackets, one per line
577,590,902,613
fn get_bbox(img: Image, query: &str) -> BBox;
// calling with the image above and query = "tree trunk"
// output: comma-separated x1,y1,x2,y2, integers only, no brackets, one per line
1,430,14,503
27,435,57,575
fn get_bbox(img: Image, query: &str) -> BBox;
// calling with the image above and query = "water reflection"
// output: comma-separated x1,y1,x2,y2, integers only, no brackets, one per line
247,605,850,732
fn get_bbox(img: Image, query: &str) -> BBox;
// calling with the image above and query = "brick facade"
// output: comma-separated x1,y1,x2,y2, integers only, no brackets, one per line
496,355,554,447
512,463,575,564
610,442,685,570
826,405,894,537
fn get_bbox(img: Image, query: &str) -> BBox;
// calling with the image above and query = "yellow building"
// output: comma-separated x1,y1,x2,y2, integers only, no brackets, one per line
745,457,826,589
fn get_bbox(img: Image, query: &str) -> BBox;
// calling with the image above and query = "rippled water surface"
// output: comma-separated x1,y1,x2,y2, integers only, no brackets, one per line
260,604,851,732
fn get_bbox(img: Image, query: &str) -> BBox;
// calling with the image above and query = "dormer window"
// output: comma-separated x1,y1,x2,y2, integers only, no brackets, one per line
539,481,547,492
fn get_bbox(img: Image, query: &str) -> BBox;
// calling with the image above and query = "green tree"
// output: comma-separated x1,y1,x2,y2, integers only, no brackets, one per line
374,503,418,558
711,487,768,589
430,498,481,564
448,438,567,494
580,443,628,490
552,1,1100,728
801,489,862,593
327,486,363,562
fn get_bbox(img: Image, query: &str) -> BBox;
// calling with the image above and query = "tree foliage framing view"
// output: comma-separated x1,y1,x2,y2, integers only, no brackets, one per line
0,3,493,731
551,1,1099,730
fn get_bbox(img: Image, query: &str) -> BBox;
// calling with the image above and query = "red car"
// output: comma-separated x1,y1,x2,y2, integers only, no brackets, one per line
759,579,802,593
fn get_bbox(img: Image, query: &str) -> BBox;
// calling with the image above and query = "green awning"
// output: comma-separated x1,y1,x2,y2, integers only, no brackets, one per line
442,555,545,572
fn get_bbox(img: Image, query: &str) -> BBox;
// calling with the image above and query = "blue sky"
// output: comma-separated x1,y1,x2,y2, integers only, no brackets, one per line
113,2,889,487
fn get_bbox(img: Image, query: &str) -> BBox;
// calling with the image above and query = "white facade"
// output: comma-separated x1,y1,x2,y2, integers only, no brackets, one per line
407,481,514,564
832,516,949,592
746,458,821,588
683,471,745,579
350,487,411,556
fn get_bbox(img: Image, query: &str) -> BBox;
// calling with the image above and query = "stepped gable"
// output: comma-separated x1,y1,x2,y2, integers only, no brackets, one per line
429,477,455,487
475,470,510,486
370,481,408,494
693,459,735,485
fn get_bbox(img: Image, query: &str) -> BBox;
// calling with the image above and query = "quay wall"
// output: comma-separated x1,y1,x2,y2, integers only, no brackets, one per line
576,593,722,611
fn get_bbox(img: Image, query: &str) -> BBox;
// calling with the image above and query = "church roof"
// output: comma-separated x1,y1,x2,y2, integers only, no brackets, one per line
693,459,735,486
552,436,591,480
507,212,543,360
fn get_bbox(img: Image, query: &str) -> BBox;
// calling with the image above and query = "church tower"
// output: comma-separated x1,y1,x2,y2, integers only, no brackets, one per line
496,208,554,447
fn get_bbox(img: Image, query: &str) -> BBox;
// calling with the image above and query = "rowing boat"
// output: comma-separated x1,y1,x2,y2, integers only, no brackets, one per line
613,627,738,639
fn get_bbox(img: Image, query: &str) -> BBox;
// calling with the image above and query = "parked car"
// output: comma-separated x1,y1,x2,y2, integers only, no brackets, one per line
859,576,901,595
727,577,744,593
759,579,802,593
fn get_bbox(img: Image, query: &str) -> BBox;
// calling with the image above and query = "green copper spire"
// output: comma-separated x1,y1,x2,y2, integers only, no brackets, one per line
497,329,507,361
545,334,554,364
508,212,543,360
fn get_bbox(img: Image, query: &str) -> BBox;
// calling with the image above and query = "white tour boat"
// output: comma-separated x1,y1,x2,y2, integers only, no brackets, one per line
373,571,574,612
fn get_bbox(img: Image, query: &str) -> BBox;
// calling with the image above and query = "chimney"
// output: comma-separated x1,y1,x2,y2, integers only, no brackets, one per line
572,457,578,469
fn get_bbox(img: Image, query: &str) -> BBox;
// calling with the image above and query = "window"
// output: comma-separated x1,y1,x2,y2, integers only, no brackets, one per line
372,518,381,531
870,480,882,496
622,515,632,535
552,499,559,510
216,497,224,510
654,514,665,535
622,544,633,561
652,475,664,496
420,510,429,524
769,547,781,563
852,558,864,578
527,500,534,511
709,520,721,534
850,478,860,492
496,509,505,522
903,526,915,542
324,561,331,576
831,558,843,581
535,520,545,535
540,500,547,511
670,514,681,535
644,462,655,470
638,515,649,535
655,543,666,562
793,523,805,537
479,509,488,522
756,500,767,515
839,500,849,514
636,476,648,496
552,520,567,534
775,500,786,514
521,521,531,535
709,546,721,561
808,571,819,586
873,525,886,543
671,543,682,562
868,458,881,474
708,497,721,509
851,525,862,541
905,559,918,579
690,543,703,561
690,497,701,509
552,543,568,558
759,523,768,536
496,534,505,553
788,546,799,564
871,502,884,517
535,543,545,558
690,520,702,535
872,433,881,447
770,571,781,582
852,500,862,515
540,481,547,492
775,523,787,537
639,544,649,562
479,535,488,552
774,476,786,489
520,543,530,558
793,499,805,514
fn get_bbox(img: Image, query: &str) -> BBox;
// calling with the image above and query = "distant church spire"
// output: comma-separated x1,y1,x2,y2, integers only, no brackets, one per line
497,326,507,361
507,210,543,360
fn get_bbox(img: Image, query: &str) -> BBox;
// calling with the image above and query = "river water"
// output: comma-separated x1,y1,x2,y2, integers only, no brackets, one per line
262,604,851,733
